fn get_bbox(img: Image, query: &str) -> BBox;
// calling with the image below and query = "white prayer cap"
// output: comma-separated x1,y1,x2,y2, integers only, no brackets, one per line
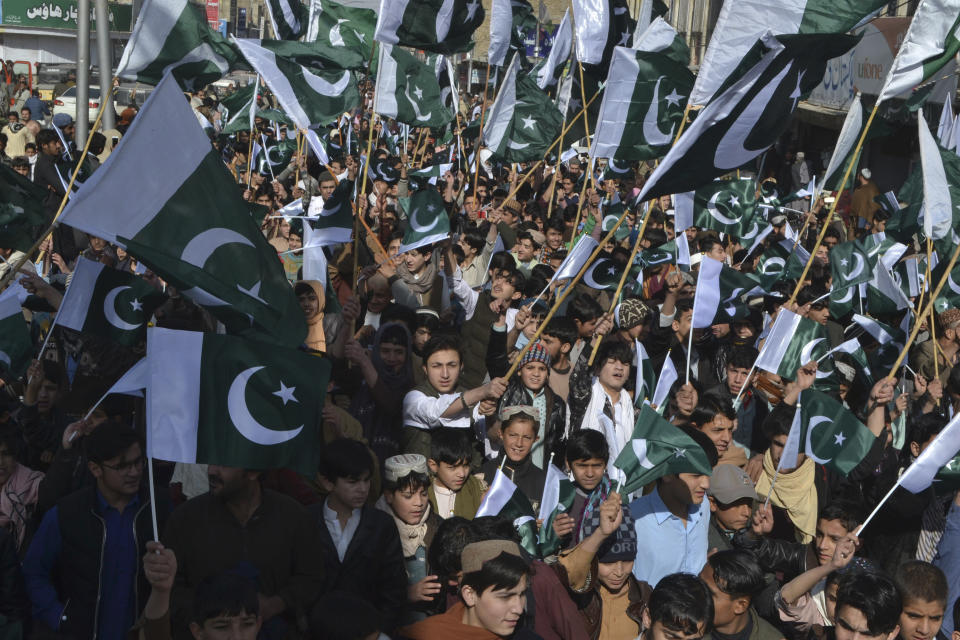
384,454,428,482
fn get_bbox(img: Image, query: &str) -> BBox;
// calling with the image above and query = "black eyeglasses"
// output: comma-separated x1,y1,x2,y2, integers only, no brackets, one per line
100,456,145,473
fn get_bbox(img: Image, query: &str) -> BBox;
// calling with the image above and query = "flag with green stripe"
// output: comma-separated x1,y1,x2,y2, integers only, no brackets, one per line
476,468,540,557
374,0,485,54
779,389,877,475
373,44,455,128
537,463,575,557
0,163,48,251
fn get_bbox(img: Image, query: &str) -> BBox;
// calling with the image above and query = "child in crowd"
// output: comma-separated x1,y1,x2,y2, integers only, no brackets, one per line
482,407,547,511
551,429,613,551
427,428,485,520
895,561,948,640
313,439,407,631
685,395,742,468
540,316,577,402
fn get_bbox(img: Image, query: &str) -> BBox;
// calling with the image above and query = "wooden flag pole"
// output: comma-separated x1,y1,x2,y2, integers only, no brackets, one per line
503,207,634,382
0,79,117,293
577,61,593,189
587,201,655,366
886,237,960,379
472,61,493,196
927,237,939,387
353,111,378,292
788,102,880,306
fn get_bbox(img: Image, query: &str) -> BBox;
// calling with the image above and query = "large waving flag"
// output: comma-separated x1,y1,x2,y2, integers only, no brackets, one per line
304,179,354,246
536,9,572,90
637,33,858,201
754,308,829,380
116,0,243,90
233,38,361,130
918,108,960,256
691,256,760,329
483,55,564,162
57,258,166,347
0,297,31,378
373,44,455,128
673,177,757,236
631,16,689,65
779,389,877,475
877,0,960,103
57,75,307,347
147,328,331,474
308,0,376,52
590,45,693,161
898,412,960,492
374,0,485,54
572,0,635,68
489,0,536,67
266,0,307,40
399,190,450,254
822,93,864,191
689,0,886,107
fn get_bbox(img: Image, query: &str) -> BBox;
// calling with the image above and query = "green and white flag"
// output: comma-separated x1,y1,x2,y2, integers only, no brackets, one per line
631,16,689,66
828,241,873,316
851,313,905,378
266,0,307,40
822,93,863,192
691,256,760,329
220,82,258,120
233,38,361,131
636,33,858,201
877,0,960,103
147,327,331,474
116,0,243,90
899,412,960,492
58,75,307,348
57,258,166,347
589,46,694,161
650,353,678,410
476,468,539,557
614,404,713,495
635,341,656,402
866,261,911,316
399,189,450,254
918,108,960,257
750,242,807,290
779,389,877,475
582,258,621,291
639,240,677,267
483,55,564,162
253,38,366,71
674,178,757,236
932,258,960,313
303,179,354,245
309,0,376,52
572,0,635,68
535,8,571,90
489,0,536,67
0,297,31,378
256,137,298,175
373,44,455,128
0,163,48,251
537,463,575,557
755,308,829,380
689,0,886,107
374,0,485,54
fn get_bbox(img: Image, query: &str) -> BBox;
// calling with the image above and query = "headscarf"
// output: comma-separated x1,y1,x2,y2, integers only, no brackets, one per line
755,449,818,543
371,321,414,391
295,280,327,352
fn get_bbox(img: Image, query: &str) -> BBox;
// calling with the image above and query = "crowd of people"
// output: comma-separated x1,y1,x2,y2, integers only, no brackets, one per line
0,52,958,640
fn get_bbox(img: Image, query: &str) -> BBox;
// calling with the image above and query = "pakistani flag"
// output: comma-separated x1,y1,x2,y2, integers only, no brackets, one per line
898,412,960,492
877,0,960,103
408,162,454,188
256,137,298,175
851,313,906,378
537,463,576,556
582,259,621,291
572,0,635,68
309,0,376,52
399,190,450,254
639,240,676,267
650,353,678,410
779,389,877,475
536,9,572,90
0,297,31,378
374,0,485,54
749,242,807,290
221,82,258,121
689,0,886,107
57,75,307,348
932,258,960,313
635,341,656,402
755,308,829,380
691,257,760,329
866,262,911,316
551,235,600,285
489,0,537,67
822,93,864,191
918,109,960,257
632,16,689,66
233,38,361,131
147,328,331,474
373,44,454,128
252,39,366,71
483,56,564,162
590,46,693,162
0,163,48,251
56,258,166,347
266,0,307,40
829,241,872,316
614,404,713,495
675,178,757,236
116,0,243,90
636,33,858,201
303,179,354,245
476,468,540,557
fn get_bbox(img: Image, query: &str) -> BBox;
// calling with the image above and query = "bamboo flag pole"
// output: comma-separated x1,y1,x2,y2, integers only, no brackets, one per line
886,238,960,379
0,79,117,293
472,61,493,195
927,237,939,385
587,201,655,366
788,103,880,306
503,208,634,382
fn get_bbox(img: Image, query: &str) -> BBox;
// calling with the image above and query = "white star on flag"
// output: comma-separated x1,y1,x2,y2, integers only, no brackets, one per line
618,30,631,45
413,86,424,100
465,0,479,20
674,448,686,458
273,381,298,405
664,89,684,107
728,195,739,207
426,204,437,212
522,115,537,130
840,258,848,266
834,432,846,446
607,266,616,275
130,299,143,311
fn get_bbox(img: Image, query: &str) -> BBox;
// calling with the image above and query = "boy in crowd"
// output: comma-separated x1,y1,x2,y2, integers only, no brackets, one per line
541,316,577,401
700,550,784,640
895,561,948,640
707,465,759,552
482,407,547,510
313,438,407,633
427,428,485,520
834,570,903,640
643,573,716,640
551,430,612,550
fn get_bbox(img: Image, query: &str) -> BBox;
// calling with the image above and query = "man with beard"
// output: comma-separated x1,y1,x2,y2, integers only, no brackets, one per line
161,465,324,639
23,422,156,640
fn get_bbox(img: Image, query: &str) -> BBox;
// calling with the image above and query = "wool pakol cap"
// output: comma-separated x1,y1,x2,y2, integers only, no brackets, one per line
384,454,428,483
461,540,523,573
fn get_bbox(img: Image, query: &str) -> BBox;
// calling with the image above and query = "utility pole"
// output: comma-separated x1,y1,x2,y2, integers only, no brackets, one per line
77,0,90,144
95,0,116,130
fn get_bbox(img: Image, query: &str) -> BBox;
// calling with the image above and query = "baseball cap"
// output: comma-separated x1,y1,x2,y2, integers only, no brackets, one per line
708,464,758,503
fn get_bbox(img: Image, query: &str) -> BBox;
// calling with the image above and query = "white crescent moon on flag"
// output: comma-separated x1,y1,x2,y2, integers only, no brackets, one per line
409,206,439,233
181,228,255,269
582,263,608,290
330,18,348,46
642,76,675,147
761,257,785,275
507,140,531,150
227,366,303,446
103,286,142,331
833,286,854,305
403,83,433,123
948,272,960,296
844,253,865,281
302,70,351,98
706,191,742,226
632,439,656,469
715,62,794,170
805,416,833,464
799,338,825,366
